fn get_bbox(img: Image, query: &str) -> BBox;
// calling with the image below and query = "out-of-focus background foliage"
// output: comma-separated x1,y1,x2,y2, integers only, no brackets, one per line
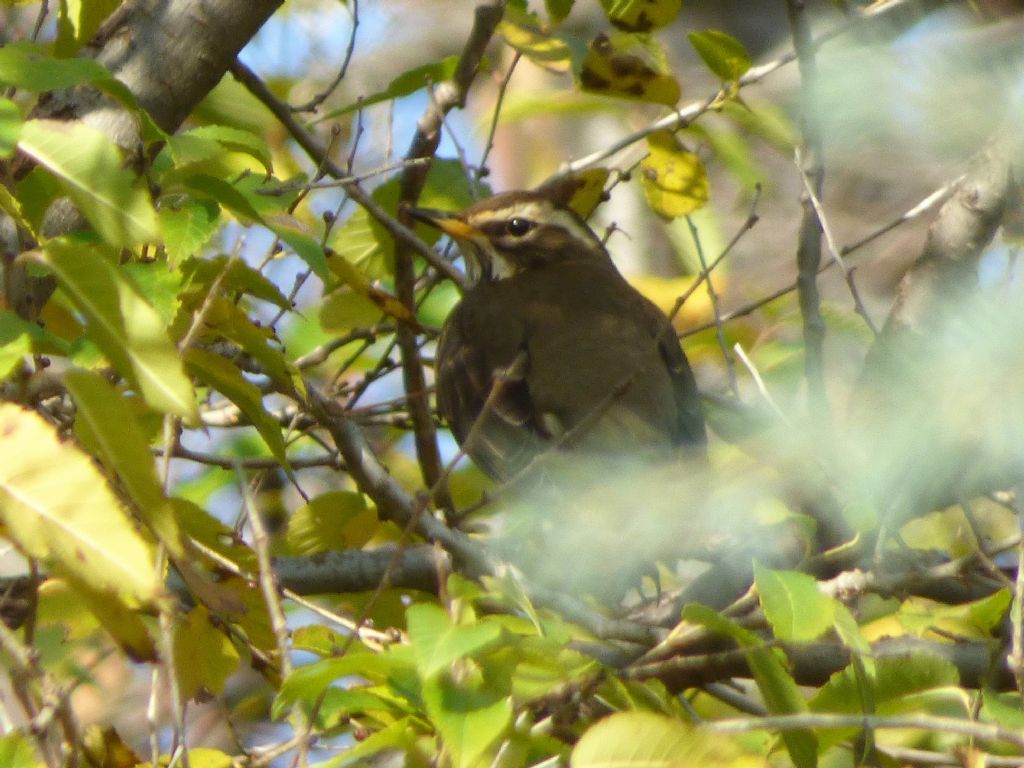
2,1,1024,766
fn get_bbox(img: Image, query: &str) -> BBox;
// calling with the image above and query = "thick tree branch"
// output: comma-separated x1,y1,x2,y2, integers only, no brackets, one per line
393,0,505,498
6,0,284,319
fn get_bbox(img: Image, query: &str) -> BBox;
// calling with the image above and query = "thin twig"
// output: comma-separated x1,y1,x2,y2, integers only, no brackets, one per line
795,147,878,335
679,173,958,339
291,0,359,113
560,0,917,176
687,216,738,397
786,0,828,419
706,712,1024,749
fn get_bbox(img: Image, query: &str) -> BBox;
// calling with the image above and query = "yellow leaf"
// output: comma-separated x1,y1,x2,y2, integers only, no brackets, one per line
640,130,710,218
0,404,160,607
173,605,241,701
578,32,680,106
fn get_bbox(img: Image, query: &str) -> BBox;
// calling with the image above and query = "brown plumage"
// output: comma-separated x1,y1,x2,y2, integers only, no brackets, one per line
410,185,705,480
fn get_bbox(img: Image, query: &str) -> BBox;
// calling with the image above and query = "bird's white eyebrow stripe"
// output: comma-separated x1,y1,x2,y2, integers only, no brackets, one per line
468,203,597,245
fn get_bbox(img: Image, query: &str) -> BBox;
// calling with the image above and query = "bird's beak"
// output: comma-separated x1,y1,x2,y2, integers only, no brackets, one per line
405,206,479,240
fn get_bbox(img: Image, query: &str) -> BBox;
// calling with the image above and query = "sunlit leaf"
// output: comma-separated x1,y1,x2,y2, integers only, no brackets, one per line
499,6,573,72
0,97,20,158
0,731,37,768
754,564,835,642
407,603,503,680
82,725,143,768
318,718,418,768
578,33,680,106
66,369,185,557
0,404,161,607
536,169,611,219
688,29,752,81
422,675,511,768
180,254,290,311
159,197,221,265
599,0,681,32
185,347,290,468
572,711,742,768
684,603,817,768
640,130,710,218
64,572,157,661
180,124,273,176
287,490,377,555
182,173,263,223
267,215,332,283
39,241,196,419
0,39,116,91
54,0,119,55
19,120,160,246
173,605,242,700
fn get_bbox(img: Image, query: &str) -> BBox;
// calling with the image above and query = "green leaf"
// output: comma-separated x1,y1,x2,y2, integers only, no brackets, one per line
196,296,302,397
0,310,69,377
981,688,1024,730
810,654,959,715
599,0,681,32
422,675,512,768
179,254,290,311
182,173,264,223
641,130,710,218
407,603,503,680
267,215,332,283
318,718,418,768
0,404,161,607
0,97,20,158
688,29,752,81
63,572,157,661
173,605,241,699
65,369,185,557
0,40,115,91
578,33,680,106
754,564,835,642
184,348,290,468
18,120,160,246
54,0,119,55
287,490,377,555
40,241,196,419
0,731,38,768
572,711,742,768
274,652,417,719
319,56,461,120
178,125,273,176
684,603,818,768
898,590,1012,639
545,0,574,23
159,198,221,265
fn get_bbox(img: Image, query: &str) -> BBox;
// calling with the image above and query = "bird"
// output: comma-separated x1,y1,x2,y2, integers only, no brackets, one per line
408,181,706,482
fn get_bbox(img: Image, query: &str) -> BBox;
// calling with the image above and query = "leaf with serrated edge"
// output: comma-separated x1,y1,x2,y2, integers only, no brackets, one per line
39,241,196,419
65,369,185,557
0,404,160,607
407,603,502,680
754,563,835,642
18,119,159,246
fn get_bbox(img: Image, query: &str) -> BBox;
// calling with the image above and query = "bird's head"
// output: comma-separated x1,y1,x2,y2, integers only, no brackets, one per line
407,188,610,284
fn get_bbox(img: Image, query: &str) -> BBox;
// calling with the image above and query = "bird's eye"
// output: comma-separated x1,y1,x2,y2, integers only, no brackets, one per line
505,217,533,237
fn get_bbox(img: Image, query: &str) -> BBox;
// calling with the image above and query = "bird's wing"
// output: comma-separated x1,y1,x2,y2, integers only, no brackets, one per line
643,302,706,449
435,302,546,480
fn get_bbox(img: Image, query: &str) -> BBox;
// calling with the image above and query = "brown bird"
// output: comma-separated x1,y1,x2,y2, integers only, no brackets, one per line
409,183,705,481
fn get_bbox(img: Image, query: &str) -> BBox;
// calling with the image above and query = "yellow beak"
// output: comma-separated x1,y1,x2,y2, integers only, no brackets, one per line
405,206,479,240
